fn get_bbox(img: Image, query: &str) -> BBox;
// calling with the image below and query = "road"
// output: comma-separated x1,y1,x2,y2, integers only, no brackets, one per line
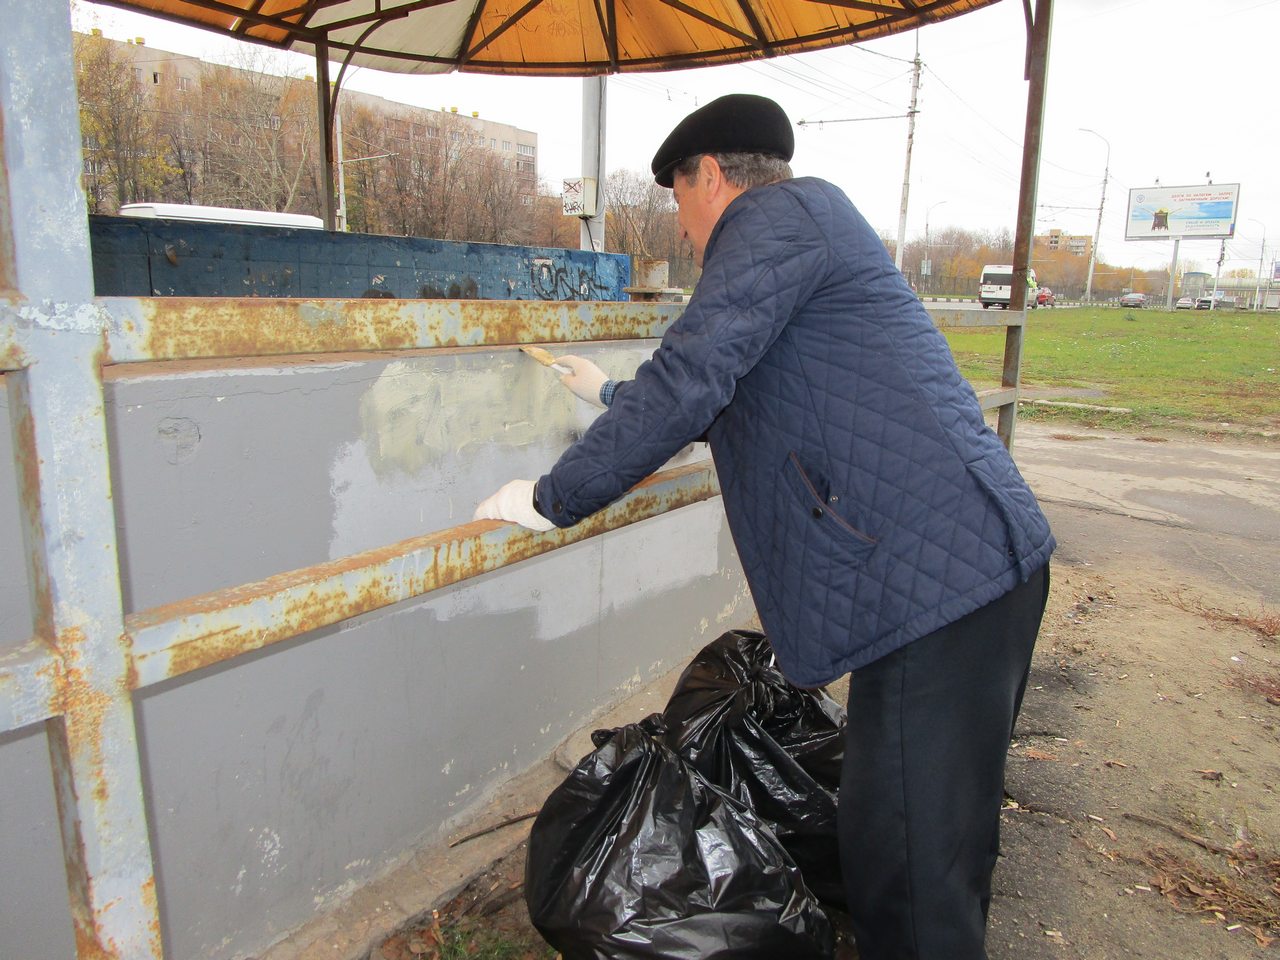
1013,421,1280,602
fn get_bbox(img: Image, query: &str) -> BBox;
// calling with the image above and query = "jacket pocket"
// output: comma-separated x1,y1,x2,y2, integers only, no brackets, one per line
964,458,1032,561
777,452,878,567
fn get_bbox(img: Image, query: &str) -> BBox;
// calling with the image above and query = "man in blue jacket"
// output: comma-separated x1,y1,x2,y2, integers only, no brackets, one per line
476,94,1054,959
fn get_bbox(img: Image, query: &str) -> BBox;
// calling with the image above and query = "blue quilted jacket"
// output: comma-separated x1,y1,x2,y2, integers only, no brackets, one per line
536,177,1054,686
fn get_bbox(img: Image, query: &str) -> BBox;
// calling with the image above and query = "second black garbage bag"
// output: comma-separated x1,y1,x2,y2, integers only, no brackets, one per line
525,715,835,960
660,629,848,906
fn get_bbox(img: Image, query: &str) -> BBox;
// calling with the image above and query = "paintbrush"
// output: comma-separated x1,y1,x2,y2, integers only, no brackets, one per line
520,345,571,375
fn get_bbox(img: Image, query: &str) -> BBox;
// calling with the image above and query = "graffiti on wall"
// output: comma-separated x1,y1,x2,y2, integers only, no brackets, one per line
530,259,613,301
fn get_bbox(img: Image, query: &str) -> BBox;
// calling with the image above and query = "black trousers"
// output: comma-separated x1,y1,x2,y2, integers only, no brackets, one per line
839,564,1050,960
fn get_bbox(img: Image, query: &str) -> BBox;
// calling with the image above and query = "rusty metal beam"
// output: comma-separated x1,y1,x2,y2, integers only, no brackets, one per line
99,297,683,363
0,307,22,371
11,330,162,958
0,638,59,730
927,305,1026,329
128,461,720,686
1,4,163,952
975,386,1018,411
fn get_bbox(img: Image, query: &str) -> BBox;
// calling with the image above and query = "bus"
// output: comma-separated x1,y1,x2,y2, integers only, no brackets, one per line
117,203,324,230
978,264,1037,309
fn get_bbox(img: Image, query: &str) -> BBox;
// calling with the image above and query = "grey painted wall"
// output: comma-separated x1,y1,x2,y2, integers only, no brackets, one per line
0,342,749,959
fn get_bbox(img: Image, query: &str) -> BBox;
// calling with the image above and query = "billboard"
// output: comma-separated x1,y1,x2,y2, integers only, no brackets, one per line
1125,183,1240,240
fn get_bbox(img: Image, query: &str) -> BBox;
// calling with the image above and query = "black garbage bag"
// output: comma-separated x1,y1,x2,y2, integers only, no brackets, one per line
660,630,848,906
525,715,835,960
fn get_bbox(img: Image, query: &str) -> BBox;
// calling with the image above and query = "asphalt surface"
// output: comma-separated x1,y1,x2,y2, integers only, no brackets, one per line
1012,422,1280,603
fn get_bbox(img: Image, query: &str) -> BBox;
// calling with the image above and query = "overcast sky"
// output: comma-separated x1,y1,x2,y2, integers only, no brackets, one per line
74,0,1278,275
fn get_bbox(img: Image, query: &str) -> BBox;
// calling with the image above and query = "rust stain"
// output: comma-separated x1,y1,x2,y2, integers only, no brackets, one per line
154,530,500,679
49,626,120,810
72,919,122,960
142,876,162,955
0,340,22,371
11,391,54,640
452,300,670,346
121,297,677,363
136,298,424,362
137,464,715,682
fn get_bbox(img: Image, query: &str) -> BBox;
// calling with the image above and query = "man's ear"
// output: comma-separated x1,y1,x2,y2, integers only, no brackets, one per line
699,154,724,194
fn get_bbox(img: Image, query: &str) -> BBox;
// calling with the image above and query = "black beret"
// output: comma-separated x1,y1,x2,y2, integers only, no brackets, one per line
650,94,794,188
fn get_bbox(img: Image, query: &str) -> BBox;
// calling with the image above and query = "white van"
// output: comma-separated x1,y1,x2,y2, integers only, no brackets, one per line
118,203,324,230
978,264,1037,309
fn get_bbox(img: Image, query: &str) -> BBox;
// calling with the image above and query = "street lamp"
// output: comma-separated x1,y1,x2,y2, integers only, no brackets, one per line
924,200,948,295
1248,218,1267,311
1079,128,1110,302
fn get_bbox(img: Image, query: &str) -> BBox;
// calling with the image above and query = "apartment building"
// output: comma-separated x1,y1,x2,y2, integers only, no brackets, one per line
76,31,538,211
1035,228,1092,259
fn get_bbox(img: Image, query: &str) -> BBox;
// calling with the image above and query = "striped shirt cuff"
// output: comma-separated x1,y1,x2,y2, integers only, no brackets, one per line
600,379,618,407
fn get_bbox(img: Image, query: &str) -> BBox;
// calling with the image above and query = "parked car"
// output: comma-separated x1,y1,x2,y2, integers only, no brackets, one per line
1036,287,1056,307
1195,293,1236,310
1118,292,1148,308
1175,296,1194,310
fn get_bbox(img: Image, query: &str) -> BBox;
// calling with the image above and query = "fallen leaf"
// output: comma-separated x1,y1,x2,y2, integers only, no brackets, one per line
1196,769,1224,782
1024,748,1059,761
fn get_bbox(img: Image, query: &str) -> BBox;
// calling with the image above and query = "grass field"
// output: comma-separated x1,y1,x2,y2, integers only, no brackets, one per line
944,306,1280,436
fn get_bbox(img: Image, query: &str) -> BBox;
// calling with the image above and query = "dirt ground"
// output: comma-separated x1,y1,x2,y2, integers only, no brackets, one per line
376,427,1280,960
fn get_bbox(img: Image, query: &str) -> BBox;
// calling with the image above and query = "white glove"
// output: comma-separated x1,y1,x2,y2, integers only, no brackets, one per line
472,479,556,532
556,355,609,408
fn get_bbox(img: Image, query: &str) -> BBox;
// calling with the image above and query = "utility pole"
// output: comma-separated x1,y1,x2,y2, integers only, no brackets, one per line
893,43,922,273
335,110,347,232
333,111,395,233
1079,128,1109,302
1210,239,1225,310
1249,218,1266,310
580,77,607,252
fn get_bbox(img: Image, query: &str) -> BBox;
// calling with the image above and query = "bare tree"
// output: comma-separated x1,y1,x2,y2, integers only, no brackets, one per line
73,32,177,212
195,50,316,212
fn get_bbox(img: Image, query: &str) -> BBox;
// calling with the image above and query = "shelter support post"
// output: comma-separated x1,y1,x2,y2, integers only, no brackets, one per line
315,39,337,231
0,1,164,956
1005,0,1054,448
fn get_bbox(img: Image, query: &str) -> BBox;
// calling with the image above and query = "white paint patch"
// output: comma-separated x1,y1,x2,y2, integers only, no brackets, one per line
357,357,568,478
441,759,453,775
255,828,283,875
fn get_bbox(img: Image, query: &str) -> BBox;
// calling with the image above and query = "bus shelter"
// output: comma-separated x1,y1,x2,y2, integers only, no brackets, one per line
0,0,1053,955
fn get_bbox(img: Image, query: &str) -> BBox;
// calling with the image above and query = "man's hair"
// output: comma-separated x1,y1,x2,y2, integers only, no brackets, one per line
673,152,793,189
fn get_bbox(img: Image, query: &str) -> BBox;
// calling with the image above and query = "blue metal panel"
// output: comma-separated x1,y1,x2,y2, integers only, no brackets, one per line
89,217,632,301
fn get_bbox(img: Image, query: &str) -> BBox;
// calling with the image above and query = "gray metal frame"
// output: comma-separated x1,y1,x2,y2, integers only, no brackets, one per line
0,2,1047,956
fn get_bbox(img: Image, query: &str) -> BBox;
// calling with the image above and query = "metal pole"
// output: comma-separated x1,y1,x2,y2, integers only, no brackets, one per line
1167,237,1180,309
315,39,337,230
1211,239,1225,310
1,1,163,954
894,47,922,272
1079,128,1109,302
1002,0,1054,449
1249,219,1265,310
335,110,348,232
580,77,607,252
